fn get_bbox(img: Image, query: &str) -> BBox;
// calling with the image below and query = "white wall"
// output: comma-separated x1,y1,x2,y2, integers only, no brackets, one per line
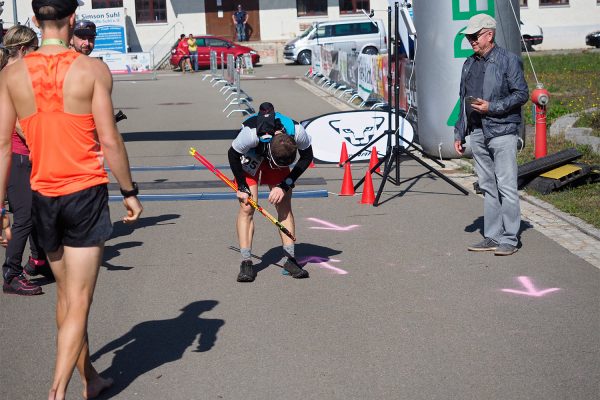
520,0,600,49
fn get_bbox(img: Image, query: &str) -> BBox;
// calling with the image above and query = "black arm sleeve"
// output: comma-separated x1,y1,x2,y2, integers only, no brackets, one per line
285,146,314,184
228,146,250,192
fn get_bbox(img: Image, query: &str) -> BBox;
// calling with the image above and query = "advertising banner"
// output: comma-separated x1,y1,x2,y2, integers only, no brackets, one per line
303,110,414,163
98,52,152,74
311,44,321,75
77,8,127,55
357,54,375,101
320,46,333,79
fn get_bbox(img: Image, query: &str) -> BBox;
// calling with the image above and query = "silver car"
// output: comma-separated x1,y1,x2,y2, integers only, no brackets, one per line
284,18,387,65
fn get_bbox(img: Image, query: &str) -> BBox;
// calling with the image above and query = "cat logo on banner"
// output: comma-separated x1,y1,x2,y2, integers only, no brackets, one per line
302,110,414,163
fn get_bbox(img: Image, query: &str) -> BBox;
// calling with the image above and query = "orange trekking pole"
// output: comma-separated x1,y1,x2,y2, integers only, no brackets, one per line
189,148,296,242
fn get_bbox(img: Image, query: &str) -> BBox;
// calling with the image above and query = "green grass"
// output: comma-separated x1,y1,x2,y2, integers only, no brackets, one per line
521,51,600,228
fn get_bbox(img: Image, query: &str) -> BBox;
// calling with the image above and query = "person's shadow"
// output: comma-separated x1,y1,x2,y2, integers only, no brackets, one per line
230,243,343,275
464,216,533,244
91,300,224,398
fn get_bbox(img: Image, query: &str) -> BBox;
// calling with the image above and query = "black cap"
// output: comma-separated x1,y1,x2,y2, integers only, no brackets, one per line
257,102,275,136
32,0,79,21
74,19,96,37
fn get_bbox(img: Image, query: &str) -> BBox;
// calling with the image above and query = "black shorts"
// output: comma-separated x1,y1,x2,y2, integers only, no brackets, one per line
32,184,113,252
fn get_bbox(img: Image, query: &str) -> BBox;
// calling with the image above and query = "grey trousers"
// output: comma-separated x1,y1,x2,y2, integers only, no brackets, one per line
470,129,521,246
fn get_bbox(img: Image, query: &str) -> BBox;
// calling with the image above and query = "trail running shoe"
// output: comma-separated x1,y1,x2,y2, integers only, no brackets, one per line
23,257,55,280
237,260,256,282
283,257,309,279
3,274,43,295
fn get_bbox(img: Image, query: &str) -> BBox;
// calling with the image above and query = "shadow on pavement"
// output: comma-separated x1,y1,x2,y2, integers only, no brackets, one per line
122,130,237,142
464,215,534,241
92,300,224,399
229,243,342,275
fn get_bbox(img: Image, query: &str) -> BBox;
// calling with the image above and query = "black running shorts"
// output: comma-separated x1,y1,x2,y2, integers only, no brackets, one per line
32,184,113,252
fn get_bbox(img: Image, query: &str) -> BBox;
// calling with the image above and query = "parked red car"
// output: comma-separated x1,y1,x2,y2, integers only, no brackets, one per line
170,35,260,70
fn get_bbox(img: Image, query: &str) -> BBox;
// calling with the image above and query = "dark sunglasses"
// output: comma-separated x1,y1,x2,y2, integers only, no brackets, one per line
465,30,490,42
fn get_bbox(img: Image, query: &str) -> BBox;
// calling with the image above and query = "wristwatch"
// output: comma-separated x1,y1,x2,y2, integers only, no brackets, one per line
120,182,139,198
278,177,295,192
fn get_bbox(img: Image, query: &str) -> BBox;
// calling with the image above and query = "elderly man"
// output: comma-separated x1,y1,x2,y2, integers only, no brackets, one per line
453,13,529,256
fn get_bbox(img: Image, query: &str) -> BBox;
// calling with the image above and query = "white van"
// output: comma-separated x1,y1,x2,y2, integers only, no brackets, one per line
284,18,387,65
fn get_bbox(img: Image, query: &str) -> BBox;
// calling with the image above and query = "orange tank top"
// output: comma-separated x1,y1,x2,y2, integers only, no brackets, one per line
19,50,109,197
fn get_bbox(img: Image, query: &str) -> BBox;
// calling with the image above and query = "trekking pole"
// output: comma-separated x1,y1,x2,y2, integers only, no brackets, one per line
189,148,296,242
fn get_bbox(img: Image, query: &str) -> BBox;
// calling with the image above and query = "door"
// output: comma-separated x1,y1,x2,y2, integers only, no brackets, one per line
205,0,261,41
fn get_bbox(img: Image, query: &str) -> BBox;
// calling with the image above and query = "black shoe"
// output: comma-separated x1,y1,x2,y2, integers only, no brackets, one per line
283,257,309,279
237,260,256,282
3,274,43,295
23,257,55,280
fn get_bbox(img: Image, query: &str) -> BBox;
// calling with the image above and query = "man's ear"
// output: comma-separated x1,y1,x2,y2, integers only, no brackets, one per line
32,15,41,29
69,13,76,30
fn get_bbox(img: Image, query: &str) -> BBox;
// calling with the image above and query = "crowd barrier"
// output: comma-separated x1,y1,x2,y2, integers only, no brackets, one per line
306,46,415,115
202,51,255,118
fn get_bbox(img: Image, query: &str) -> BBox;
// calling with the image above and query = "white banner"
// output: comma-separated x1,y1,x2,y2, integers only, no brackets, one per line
303,110,414,163
94,52,152,74
357,54,375,101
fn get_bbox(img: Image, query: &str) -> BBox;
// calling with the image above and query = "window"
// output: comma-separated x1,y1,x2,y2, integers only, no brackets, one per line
297,0,327,17
92,0,123,8
196,38,206,47
539,0,569,5
135,0,167,23
356,22,378,34
206,38,229,47
519,0,527,6
315,25,333,39
340,0,370,14
333,24,353,37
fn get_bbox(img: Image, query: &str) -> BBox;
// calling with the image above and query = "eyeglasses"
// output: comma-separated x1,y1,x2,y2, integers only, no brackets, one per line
466,30,490,42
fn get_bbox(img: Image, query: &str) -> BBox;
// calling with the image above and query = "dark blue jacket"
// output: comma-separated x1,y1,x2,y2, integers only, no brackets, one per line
454,45,529,143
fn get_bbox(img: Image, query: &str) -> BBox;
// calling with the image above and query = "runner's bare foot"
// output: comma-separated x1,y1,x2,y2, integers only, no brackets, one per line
83,376,113,399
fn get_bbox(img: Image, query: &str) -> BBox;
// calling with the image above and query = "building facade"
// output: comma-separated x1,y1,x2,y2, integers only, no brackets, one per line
2,1,598,56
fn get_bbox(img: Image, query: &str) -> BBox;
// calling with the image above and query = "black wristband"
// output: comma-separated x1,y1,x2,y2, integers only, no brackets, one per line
120,182,139,198
238,184,251,195
277,177,295,192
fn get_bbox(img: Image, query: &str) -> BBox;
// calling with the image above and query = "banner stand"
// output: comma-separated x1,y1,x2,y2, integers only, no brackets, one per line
342,2,468,206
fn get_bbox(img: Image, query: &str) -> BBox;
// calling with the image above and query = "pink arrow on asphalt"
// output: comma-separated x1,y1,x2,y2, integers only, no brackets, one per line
501,276,560,297
298,256,348,275
306,217,359,231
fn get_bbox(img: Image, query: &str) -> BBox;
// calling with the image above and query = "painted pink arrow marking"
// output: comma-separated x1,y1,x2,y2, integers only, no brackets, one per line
298,256,348,275
307,218,359,231
501,276,560,297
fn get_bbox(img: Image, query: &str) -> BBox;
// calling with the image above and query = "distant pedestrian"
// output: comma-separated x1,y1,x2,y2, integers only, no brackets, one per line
232,4,248,42
71,19,96,55
0,0,143,398
0,25,52,297
454,14,528,256
176,33,193,73
187,33,198,71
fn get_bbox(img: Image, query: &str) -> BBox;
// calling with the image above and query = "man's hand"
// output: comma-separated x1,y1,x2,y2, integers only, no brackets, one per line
471,98,489,114
268,186,285,205
237,189,250,204
454,140,464,156
122,196,143,224
1,215,11,247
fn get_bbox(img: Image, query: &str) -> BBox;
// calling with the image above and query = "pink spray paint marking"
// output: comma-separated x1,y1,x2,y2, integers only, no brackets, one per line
307,218,359,231
501,276,560,297
298,256,348,275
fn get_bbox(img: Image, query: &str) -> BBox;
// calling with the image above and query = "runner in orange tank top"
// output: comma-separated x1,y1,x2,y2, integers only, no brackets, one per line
0,1,143,399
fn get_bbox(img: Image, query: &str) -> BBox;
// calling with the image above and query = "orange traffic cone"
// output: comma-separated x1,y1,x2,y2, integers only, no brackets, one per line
339,142,349,166
359,167,375,204
339,162,355,196
369,146,381,174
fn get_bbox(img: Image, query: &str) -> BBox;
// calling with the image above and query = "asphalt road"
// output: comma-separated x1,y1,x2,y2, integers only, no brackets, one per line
1,64,598,400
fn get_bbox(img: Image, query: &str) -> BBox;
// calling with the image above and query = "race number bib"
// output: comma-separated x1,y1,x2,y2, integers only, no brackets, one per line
241,153,263,176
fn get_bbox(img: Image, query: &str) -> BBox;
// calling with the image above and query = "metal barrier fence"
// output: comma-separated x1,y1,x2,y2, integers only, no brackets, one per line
306,46,414,113
202,51,254,118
